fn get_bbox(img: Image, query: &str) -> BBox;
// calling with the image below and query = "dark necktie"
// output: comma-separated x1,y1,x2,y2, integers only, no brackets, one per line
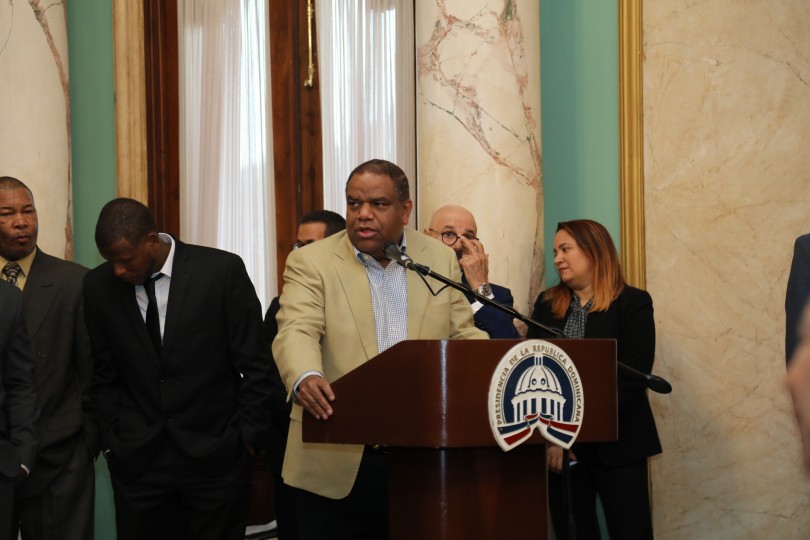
2,262,22,288
144,273,164,353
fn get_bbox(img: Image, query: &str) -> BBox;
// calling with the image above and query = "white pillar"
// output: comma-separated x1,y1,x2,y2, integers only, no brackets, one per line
415,0,542,314
0,2,72,258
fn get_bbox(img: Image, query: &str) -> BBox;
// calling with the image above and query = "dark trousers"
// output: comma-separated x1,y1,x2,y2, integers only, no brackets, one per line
110,437,250,540
549,458,653,540
0,474,15,540
14,437,95,540
269,419,298,540
293,448,388,540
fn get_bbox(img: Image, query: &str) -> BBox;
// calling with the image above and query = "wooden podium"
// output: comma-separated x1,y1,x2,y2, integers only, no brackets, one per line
303,339,617,540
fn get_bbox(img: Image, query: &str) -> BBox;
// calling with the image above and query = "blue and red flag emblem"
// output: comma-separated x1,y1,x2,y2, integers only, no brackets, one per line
488,340,584,451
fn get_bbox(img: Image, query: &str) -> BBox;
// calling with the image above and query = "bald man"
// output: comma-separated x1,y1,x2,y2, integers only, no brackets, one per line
425,205,519,339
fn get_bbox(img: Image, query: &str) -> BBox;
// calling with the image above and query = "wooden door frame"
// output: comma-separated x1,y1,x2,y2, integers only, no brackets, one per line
142,0,181,237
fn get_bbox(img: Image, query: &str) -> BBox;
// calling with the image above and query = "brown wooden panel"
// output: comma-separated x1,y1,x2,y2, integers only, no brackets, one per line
389,446,547,540
297,0,323,214
269,0,299,273
143,0,180,237
269,0,323,288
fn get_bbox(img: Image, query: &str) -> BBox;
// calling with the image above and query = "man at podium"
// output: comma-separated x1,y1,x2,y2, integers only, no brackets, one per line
273,159,487,540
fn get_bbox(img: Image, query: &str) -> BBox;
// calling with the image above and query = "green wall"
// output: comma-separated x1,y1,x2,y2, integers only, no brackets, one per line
66,0,117,537
540,0,620,287
68,0,117,268
540,3,618,535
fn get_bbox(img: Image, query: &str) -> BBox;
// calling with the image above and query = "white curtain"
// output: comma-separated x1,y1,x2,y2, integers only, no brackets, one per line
316,0,416,217
177,0,276,309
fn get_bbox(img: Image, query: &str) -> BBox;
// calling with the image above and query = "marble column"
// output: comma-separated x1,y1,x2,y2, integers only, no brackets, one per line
415,0,542,316
0,0,72,258
644,0,810,537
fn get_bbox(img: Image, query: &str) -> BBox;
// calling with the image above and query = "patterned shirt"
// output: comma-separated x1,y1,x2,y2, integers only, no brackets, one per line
563,293,593,339
355,242,408,354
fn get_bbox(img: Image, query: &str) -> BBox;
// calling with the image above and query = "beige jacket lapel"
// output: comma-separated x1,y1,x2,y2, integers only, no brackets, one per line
404,229,430,339
333,234,379,359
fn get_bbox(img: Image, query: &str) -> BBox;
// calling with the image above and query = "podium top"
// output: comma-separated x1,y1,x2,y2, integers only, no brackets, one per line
303,339,617,448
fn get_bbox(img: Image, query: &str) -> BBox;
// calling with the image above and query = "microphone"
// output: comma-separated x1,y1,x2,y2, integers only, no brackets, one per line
616,362,672,394
383,241,417,270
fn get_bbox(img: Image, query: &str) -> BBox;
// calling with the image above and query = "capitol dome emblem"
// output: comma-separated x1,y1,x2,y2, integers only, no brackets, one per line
488,340,584,451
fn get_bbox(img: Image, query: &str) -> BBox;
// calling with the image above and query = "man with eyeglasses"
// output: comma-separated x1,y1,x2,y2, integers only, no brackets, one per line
425,205,520,339
264,209,345,540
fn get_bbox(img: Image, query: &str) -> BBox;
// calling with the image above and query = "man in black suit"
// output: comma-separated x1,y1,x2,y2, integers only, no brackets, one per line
788,300,810,468
0,280,38,540
84,198,274,540
787,233,810,364
0,176,97,540
264,209,345,540
425,205,520,338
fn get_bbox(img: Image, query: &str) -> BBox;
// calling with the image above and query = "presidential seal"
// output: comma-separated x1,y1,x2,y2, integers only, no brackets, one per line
488,340,584,451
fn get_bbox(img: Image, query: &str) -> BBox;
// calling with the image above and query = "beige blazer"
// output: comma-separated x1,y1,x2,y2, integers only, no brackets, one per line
273,228,487,498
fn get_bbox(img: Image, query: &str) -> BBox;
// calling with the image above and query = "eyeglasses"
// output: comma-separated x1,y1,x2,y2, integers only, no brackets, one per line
429,229,479,247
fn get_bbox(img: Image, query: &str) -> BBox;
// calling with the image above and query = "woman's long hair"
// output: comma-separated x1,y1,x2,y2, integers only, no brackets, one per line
544,220,626,319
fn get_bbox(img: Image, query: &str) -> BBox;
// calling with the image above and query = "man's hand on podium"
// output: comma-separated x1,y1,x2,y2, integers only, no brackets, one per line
297,375,335,420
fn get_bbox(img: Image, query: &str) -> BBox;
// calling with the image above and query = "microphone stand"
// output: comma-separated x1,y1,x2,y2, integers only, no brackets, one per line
409,262,672,394
562,448,577,540
410,263,565,339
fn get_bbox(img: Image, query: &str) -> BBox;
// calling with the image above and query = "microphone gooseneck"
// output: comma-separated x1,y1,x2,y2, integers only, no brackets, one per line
391,242,672,395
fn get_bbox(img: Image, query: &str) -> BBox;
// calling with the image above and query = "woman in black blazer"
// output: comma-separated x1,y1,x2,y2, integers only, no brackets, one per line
528,219,661,540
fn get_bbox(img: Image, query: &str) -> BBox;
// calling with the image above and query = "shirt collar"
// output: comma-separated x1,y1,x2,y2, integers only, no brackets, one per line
152,233,176,278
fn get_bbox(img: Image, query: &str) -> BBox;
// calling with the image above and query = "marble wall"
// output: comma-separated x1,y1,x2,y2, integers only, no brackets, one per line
415,0,542,316
644,1,810,537
0,1,72,259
